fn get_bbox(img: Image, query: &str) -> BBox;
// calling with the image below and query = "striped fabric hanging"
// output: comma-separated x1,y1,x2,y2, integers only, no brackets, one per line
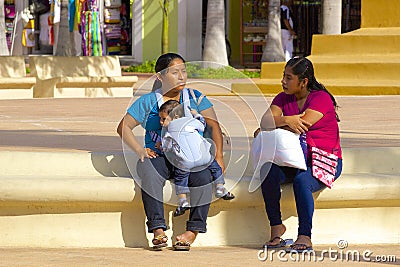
80,0,103,56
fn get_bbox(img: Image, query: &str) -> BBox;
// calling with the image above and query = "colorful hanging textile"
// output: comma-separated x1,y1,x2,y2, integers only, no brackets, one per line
49,0,61,24
80,0,103,56
68,0,76,32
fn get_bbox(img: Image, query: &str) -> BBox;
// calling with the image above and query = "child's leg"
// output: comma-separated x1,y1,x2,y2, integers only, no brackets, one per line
208,159,224,185
174,168,190,197
173,168,191,217
208,160,235,200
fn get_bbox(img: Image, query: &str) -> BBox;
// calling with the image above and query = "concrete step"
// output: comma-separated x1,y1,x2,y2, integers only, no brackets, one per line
0,147,398,247
232,78,400,96
258,26,400,96
2,147,400,178
311,28,400,56
0,171,398,247
1,170,398,206
260,55,400,80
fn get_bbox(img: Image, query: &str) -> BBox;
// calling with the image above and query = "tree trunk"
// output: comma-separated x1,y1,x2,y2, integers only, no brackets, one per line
160,0,169,54
322,0,342,34
202,0,228,66
54,0,81,56
0,0,10,55
261,0,284,62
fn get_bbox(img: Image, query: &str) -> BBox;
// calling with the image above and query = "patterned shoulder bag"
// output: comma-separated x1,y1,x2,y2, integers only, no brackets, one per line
308,136,339,189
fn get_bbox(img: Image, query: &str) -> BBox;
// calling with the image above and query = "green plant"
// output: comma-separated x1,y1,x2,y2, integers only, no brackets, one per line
186,64,260,79
123,61,260,79
186,64,244,79
122,60,156,73
241,69,261,78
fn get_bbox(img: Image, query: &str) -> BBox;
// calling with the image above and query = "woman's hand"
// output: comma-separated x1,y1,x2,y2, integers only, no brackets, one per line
117,114,155,162
145,148,158,159
284,112,312,134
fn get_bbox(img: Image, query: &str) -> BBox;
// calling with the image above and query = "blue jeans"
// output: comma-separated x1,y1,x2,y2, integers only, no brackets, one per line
174,159,224,195
136,155,213,233
260,159,343,238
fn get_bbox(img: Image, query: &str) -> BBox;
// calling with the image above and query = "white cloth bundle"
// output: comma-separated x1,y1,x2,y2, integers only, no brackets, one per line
252,128,307,176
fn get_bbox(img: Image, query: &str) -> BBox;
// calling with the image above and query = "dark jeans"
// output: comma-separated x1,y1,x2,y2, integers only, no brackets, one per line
174,159,224,195
260,159,343,238
136,155,213,233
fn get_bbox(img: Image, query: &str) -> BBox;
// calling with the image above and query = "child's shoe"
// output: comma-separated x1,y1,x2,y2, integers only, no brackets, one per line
215,186,235,200
173,201,190,217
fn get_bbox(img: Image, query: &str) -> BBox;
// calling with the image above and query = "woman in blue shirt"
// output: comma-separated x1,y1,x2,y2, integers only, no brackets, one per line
117,53,225,251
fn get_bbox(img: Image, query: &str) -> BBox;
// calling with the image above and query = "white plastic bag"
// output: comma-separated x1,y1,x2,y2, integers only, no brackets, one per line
252,128,307,174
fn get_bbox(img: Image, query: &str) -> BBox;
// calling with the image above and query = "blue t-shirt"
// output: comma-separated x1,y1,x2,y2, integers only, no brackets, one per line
127,88,213,154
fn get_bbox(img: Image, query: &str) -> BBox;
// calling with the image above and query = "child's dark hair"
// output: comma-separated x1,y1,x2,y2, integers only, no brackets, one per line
152,53,186,91
159,100,185,119
286,57,340,121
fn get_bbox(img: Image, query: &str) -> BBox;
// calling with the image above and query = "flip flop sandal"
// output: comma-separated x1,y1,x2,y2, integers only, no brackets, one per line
221,191,235,200
152,235,168,250
173,240,191,251
285,243,313,253
263,237,287,249
215,188,235,200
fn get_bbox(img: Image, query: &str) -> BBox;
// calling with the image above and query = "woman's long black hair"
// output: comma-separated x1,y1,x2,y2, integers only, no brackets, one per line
286,57,340,121
152,53,186,91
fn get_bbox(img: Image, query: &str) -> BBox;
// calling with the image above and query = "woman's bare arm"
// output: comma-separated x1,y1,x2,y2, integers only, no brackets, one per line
117,114,157,162
260,105,317,134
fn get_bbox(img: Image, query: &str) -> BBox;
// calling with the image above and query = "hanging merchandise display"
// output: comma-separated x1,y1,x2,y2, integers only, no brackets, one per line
103,0,121,55
104,7,120,23
103,0,132,55
5,4,15,18
49,0,61,46
105,0,122,8
4,0,15,52
119,2,130,55
79,0,104,56
22,20,35,48
49,0,61,25
104,23,121,39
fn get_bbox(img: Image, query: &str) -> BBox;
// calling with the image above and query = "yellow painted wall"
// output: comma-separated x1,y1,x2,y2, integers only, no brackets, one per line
228,0,240,64
142,0,178,62
229,0,262,66
361,0,400,28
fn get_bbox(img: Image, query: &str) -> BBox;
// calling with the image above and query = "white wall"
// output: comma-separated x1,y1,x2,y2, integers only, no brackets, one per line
178,0,202,61
132,0,143,62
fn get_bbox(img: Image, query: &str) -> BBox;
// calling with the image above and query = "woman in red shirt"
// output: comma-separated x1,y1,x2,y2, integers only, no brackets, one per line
258,57,342,252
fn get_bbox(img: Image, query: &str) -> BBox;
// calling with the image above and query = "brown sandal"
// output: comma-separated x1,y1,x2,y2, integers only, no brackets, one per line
285,243,313,252
173,240,191,251
263,236,286,248
152,235,168,250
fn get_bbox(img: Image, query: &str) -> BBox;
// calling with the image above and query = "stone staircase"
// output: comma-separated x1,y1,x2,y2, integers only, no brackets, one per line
232,0,400,96
0,144,399,247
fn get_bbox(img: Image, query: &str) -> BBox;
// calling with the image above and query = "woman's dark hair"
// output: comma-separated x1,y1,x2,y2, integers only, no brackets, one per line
152,53,186,91
286,57,340,121
159,100,184,119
